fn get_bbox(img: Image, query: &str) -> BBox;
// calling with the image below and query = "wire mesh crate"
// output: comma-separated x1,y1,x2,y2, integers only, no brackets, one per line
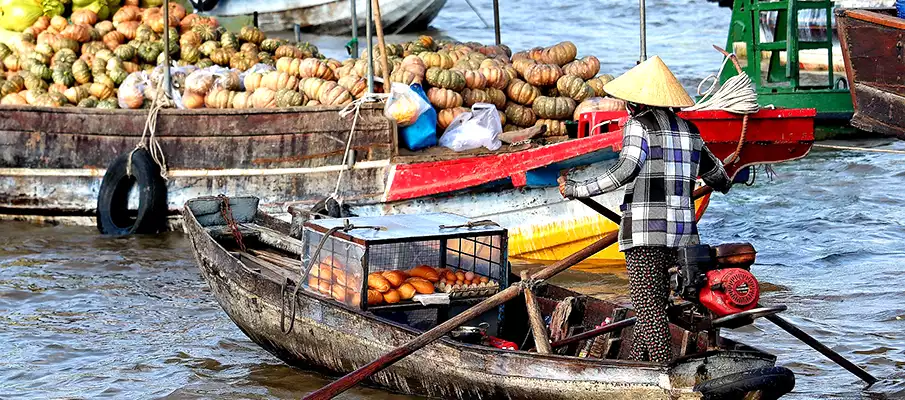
300,213,509,310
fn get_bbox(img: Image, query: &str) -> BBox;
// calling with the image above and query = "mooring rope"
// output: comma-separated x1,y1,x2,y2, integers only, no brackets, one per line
330,93,390,201
813,144,905,155
685,55,759,115
127,74,171,180
684,54,760,165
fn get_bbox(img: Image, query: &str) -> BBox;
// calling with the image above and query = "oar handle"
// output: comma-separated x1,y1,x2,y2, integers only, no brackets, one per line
765,314,878,385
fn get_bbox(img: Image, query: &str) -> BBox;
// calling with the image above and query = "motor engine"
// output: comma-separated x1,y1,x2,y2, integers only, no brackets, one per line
675,243,760,317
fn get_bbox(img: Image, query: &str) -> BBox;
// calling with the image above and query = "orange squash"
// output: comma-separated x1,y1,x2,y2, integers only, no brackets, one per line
438,107,469,130
427,87,462,109
507,78,541,106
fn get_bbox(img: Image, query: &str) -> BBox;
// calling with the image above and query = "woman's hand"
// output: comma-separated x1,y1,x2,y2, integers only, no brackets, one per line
557,170,570,198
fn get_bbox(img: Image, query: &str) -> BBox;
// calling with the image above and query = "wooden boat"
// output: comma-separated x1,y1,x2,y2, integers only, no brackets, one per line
0,104,814,262
183,196,795,399
199,0,448,34
836,7,905,139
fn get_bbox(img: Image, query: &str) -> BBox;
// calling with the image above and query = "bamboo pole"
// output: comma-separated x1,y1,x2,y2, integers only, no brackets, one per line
162,0,173,99
521,271,552,354
371,0,391,93
365,0,374,93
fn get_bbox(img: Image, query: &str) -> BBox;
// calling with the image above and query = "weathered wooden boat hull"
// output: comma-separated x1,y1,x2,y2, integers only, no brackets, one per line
183,197,782,399
205,0,448,34
836,8,905,139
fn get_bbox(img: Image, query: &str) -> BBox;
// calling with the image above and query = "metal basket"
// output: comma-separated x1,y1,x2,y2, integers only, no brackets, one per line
300,213,509,310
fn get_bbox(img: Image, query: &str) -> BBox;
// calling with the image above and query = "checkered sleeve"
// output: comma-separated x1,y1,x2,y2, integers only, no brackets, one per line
565,121,648,199
699,143,732,194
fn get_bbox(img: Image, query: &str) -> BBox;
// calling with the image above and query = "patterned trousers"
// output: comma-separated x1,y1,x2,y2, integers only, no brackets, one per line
624,246,676,363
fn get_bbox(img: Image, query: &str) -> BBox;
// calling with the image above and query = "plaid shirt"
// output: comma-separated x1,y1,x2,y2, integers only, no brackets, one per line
564,108,731,251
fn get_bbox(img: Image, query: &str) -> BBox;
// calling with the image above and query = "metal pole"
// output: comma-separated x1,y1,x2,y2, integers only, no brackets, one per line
639,0,647,62
365,0,374,93
492,0,500,45
350,0,359,57
162,0,173,99
294,24,301,43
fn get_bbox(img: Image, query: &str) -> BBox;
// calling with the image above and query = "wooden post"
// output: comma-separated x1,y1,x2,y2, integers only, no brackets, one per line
521,271,552,354
162,0,173,100
492,0,501,45
371,0,391,93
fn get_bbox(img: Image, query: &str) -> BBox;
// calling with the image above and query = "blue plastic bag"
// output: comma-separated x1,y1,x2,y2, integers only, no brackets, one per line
398,83,438,151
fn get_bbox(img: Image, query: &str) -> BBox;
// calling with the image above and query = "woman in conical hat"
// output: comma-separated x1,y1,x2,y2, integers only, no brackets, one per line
558,56,732,363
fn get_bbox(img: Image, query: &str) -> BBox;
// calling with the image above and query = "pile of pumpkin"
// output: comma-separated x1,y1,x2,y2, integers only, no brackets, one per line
0,2,335,109
0,3,625,135
371,39,624,136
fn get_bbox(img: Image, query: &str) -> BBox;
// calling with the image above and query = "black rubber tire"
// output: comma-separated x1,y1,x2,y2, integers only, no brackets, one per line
188,0,220,12
695,367,796,400
96,148,168,235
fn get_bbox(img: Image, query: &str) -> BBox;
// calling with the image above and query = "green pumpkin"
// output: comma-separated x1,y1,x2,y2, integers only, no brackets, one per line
30,64,52,80
78,97,99,108
532,96,576,120
505,102,537,127
406,42,430,55
209,48,233,67
91,58,106,78
52,49,78,66
97,98,118,109
81,41,106,56
52,68,75,87
24,72,48,91
138,42,162,64
114,44,137,61
0,43,12,61
95,49,114,63
26,51,50,66
275,88,304,107
34,43,54,58
257,53,275,67
180,46,201,64
1,80,21,98
54,38,80,53
192,24,219,42
555,75,594,102
72,60,92,84
452,58,480,71
238,26,265,45
199,41,220,57
19,32,35,44
425,67,466,91
220,31,240,51
94,74,115,88
136,24,155,43
296,42,319,58
260,38,283,53
108,68,128,85
196,58,214,68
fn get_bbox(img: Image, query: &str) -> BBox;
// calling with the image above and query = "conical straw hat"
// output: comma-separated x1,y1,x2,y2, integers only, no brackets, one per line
604,56,695,108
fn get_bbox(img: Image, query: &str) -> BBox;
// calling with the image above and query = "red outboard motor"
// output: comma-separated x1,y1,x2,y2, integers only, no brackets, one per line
675,244,760,317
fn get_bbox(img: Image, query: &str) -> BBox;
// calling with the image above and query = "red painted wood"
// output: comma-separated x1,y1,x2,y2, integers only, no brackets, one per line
385,109,815,202
386,133,623,201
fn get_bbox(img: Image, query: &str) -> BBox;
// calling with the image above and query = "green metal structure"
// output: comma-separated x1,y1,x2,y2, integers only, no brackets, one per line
723,0,854,122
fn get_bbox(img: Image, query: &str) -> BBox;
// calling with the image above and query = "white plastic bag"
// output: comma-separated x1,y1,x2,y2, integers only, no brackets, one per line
384,82,431,127
118,71,151,109
439,103,502,151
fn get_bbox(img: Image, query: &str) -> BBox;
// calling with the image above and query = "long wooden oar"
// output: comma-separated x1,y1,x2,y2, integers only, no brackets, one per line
765,314,878,385
303,186,715,400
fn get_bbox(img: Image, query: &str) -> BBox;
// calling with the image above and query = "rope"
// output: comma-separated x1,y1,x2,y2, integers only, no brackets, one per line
127,72,171,180
330,93,390,203
813,144,905,155
685,55,759,115
684,54,760,165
